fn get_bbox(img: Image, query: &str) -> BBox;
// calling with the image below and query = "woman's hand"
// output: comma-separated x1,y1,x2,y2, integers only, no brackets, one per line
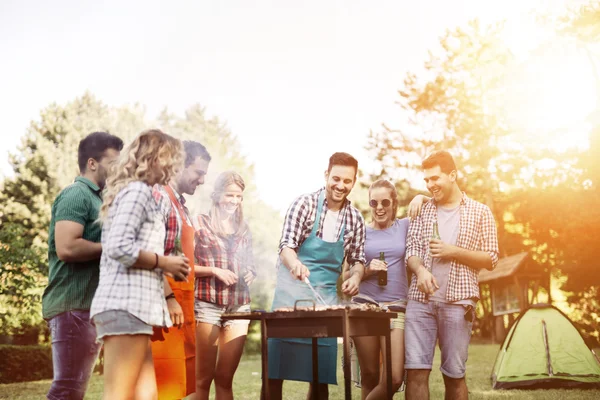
366,259,387,278
213,268,239,286
160,256,190,281
167,297,184,328
244,271,256,286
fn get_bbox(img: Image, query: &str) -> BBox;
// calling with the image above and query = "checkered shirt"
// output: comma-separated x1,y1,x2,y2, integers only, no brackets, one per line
152,185,192,256
194,215,256,305
278,188,366,266
90,181,172,327
405,192,499,303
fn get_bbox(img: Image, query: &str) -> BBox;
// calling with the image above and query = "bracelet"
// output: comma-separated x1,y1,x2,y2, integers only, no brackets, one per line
165,293,176,301
153,253,159,268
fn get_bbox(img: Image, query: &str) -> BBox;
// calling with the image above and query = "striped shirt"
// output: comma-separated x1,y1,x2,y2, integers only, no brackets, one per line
42,177,103,319
194,215,256,305
278,188,366,266
406,192,499,303
90,181,172,327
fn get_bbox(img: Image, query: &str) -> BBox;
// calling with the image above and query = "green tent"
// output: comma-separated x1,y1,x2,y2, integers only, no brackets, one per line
492,304,600,389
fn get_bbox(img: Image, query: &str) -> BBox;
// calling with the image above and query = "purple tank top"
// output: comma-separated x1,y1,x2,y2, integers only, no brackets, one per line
359,218,409,302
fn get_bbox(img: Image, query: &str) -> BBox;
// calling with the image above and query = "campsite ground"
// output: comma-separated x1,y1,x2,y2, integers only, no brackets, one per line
1,344,599,399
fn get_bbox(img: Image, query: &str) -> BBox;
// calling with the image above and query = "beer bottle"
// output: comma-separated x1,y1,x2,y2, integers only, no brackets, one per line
173,237,186,282
378,251,387,286
173,237,183,256
432,222,441,240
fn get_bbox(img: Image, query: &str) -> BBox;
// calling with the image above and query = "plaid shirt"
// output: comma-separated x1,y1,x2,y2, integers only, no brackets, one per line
406,192,499,303
194,215,256,305
278,188,366,266
152,185,192,256
90,181,172,327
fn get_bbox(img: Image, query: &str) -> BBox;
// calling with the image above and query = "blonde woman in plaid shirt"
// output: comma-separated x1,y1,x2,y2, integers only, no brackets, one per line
404,150,499,400
193,171,257,400
90,130,192,400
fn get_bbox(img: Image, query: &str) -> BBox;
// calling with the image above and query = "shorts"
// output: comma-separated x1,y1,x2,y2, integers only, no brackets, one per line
92,310,153,343
404,300,473,378
390,310,406,330
194,299,251,328
384,299,407,330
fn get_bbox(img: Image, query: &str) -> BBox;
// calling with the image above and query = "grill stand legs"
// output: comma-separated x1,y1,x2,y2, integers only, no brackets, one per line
384,329,393,399
312,338,320,400
261,319,269,400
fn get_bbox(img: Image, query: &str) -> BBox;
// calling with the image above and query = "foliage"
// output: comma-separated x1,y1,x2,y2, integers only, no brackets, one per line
362,11,600,342
0,345,52,384
557,0,600,43
0,222,46,340
0,92,281,339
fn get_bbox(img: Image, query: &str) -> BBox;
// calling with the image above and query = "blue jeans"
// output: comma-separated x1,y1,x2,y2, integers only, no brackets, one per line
404,300,473,378
47,311,101,400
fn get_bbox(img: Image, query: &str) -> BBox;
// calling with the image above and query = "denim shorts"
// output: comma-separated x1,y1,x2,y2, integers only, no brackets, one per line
390,310,406,330
383,299,407,330
404,300,473,378
194,299,251,328
92,310,153,342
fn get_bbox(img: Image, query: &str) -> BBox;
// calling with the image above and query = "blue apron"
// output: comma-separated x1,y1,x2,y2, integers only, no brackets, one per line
268,191,345,384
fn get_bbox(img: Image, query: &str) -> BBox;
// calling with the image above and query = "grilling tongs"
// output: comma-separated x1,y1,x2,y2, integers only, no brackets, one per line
303,277,327,306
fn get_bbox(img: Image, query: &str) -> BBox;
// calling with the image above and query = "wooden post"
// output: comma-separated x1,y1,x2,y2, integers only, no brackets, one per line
547,271,553,304
494,315,506,343
514,276,527,312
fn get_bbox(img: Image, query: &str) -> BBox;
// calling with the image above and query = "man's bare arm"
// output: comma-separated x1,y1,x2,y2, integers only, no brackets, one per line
407,255,438,295
55,221,102,263
340,262,365,296
280,247,301,271
407,255,424,275
451,248,493,271
280,247,309,280
429,239,494,271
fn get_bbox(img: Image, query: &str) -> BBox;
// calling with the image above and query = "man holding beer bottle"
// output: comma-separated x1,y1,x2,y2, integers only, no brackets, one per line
404,150,499,400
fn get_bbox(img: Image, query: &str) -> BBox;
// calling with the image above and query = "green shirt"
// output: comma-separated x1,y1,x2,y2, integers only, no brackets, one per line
42,177,103,319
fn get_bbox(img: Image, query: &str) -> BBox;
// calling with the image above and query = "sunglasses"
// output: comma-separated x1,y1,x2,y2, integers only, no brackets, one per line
369,199,392,208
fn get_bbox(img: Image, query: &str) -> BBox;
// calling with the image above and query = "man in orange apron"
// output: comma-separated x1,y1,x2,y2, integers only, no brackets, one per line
151,140,211,400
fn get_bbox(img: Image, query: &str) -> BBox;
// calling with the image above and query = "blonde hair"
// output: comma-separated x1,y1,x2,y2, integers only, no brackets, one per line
209,171,247,237
368,179,399,220
100,129,183,220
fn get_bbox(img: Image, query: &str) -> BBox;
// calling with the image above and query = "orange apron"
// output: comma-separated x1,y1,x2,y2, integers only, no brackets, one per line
151,186,196,399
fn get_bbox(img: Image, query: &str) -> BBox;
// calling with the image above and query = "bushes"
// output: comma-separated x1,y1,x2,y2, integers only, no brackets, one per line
243,330,262,355
0,344,53,383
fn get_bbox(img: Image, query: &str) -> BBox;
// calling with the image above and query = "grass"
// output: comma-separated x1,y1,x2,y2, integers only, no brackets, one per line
1,344,600,399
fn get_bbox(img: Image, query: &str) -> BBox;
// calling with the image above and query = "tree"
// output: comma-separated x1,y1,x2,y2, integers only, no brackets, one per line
365,20,532,252
362,16,600,340
0,92,281,342
535,0,600,344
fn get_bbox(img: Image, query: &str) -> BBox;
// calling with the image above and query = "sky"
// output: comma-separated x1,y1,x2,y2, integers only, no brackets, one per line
0,0,591,213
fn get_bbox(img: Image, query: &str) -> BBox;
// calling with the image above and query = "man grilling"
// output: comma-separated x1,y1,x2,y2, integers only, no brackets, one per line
267,152,367,400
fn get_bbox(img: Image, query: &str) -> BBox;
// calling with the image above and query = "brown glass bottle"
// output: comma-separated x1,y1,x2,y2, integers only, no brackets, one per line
378,251,387,286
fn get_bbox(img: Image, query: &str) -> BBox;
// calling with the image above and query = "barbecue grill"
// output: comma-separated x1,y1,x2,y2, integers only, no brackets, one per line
223,300,397,400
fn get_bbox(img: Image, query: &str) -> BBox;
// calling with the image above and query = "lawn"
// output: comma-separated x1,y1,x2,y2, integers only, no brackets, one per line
1,344,599,399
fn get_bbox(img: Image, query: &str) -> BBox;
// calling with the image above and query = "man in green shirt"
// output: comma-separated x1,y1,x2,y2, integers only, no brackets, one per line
42,131,123,400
